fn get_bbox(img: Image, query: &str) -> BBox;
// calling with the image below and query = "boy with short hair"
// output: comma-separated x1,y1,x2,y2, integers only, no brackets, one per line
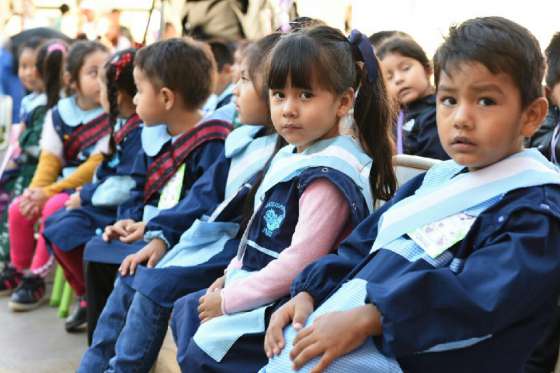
261,17,560,372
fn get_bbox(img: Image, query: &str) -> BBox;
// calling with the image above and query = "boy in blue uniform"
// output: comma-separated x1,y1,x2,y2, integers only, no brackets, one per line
79,38,232,343
262,17,560,373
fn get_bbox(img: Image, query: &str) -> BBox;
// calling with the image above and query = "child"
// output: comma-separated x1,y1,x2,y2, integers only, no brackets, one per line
78,38,232,342
79,33,282,372
378,35,449,160
170,25,397,372
527,32,560,165
262,17,560,373
42,48,142,333
0,36,47,263
0,40,111,311
202,39,235,115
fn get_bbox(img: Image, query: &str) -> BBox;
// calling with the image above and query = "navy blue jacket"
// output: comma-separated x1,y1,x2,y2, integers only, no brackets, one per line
293,174,560,372
403,94,449,160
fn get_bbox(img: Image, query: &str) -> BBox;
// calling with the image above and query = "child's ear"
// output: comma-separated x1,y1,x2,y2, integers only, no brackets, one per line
222,64,233,77
336,88,355,118
520,97,548,138
160,87,175,111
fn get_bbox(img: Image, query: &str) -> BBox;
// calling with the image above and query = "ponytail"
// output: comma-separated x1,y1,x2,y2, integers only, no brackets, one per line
36,40,68,109
349,30,397,202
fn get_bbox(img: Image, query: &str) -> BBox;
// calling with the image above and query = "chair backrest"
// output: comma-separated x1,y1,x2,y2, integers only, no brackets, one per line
0,95,13,151
393,154,440,187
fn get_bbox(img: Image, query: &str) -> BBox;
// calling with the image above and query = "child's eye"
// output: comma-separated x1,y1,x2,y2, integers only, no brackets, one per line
402,64,411,72
478,97,496,106
271,91,284,100
440,96,456,107
300,91,313,100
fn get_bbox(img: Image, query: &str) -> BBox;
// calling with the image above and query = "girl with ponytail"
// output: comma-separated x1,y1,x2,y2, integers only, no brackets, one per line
43,49,142,333
169,25,396,372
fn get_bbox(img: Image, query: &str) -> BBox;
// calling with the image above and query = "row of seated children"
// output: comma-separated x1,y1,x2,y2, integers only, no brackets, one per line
101,17,560,373
58,15,560,373
1,15,560,373
0,35,240,332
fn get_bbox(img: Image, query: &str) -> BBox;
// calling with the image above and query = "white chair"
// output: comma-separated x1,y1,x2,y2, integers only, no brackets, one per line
393,154,441,187
0,95,12,151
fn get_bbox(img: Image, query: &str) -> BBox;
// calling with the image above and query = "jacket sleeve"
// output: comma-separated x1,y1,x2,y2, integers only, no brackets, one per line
116,148,149,222
291,173,426,304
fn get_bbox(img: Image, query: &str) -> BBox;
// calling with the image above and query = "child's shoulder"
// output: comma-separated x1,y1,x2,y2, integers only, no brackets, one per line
484,184,560,223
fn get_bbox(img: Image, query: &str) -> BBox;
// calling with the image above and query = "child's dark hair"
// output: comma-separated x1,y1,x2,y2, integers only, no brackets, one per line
66,40,109,91
545,32,560,90
377,35,431,72
135,38,214,110
245,33,282,101
368,30,410,48
17,36,45,60
35,39,68,108
208,40,234,72
239,33,286,227
104,48,137,128
266,25,397,202
434,17,545,108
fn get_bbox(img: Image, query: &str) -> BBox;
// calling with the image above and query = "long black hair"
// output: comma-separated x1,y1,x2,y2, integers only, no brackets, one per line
35,39,68,108
104,48,137,129
237,33,286,226
103,48,137,156
266,25,397,202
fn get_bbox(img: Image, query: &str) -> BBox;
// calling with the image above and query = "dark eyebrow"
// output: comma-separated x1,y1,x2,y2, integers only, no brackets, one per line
437,84,457,94
469,83,505,95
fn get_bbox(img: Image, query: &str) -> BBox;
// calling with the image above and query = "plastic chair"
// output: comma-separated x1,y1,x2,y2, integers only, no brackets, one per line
49,265,74,318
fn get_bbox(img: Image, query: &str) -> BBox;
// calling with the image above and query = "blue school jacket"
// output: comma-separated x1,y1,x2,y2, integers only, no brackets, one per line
122,125,277,306
403,94,449,160
43,116,143,251
51,96,108,170
83,125,227,265
291,174,560,372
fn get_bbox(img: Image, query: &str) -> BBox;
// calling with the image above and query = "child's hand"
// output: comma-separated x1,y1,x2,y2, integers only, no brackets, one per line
65,191,81,210
119,238,167,276
19,188,47,219
103,219,136,241
264,292,315,358
19,196,39,219
28,187,49,207
207,275,226,293
289,304,382,373
119,221,146,243
198,290,223,323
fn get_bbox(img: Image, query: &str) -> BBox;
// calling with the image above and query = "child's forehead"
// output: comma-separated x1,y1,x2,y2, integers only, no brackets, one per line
437,60,517,91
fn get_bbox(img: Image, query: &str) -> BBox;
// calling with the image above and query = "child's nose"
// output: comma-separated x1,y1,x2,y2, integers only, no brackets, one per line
282,97,297,117
453,104,474,129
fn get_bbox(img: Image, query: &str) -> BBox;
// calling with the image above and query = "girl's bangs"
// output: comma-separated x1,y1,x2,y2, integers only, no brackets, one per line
267,36,321,91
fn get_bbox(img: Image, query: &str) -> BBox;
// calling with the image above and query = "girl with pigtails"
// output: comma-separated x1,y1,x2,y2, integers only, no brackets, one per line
43,49,143,334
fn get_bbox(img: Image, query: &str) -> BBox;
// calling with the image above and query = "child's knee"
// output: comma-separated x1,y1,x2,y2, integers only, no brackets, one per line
42,193,68,218
8,196,25,220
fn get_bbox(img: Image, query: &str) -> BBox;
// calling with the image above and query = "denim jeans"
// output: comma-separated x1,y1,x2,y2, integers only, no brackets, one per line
79,278,172,373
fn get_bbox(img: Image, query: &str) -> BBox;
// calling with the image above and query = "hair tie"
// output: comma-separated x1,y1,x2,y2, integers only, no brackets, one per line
348,29,378,83
47,42,66,54
112,52,133,81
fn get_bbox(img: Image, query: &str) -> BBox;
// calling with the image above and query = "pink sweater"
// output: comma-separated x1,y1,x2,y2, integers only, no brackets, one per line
221,178,351,314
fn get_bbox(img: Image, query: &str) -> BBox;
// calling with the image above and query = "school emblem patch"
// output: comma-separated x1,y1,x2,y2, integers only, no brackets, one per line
262,202,286,237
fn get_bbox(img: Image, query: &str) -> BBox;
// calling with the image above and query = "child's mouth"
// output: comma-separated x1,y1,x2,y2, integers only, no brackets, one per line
451,136,476,150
